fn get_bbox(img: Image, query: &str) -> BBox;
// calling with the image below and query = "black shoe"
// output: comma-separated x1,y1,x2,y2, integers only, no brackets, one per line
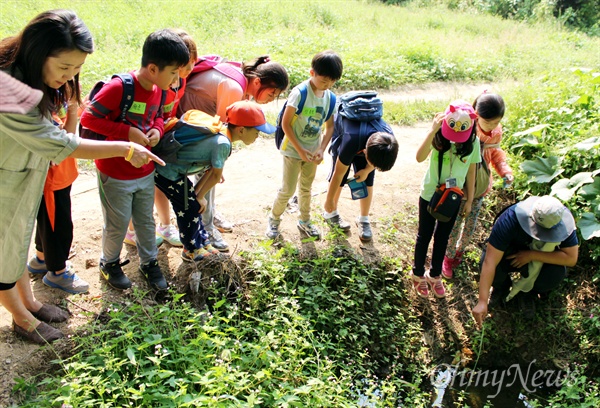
139,259,168,290
100,259,132,290
517,291,536,320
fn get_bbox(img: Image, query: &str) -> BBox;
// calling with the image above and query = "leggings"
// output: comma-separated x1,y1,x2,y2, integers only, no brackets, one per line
413,196,459,278
155,173,209,251
34,185,73,272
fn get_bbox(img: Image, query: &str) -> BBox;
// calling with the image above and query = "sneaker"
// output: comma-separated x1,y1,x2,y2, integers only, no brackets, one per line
411,273,429,298
157,224,183,247
207,229,229,252
100,259,132,290
43,265,90,294
139,260,168,291
425,271,446,298
124,230,163,247
214,211,233,233
265,217,281,240
517,292,536,320
27,256,48,275
181,247,211,263
297,220,321,240
356,219,373,242
203,244,220,255
324,214,351,232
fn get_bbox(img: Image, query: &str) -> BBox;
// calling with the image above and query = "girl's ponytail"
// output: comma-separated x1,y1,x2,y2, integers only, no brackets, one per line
242,55,289,93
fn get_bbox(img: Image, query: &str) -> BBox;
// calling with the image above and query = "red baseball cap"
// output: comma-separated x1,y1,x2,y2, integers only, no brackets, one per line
225,101,276,134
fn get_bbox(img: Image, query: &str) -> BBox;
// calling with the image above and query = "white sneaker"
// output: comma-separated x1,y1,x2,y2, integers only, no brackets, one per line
207,228,229,252
157,224,182,247
265,217,281,240
214,212,233,233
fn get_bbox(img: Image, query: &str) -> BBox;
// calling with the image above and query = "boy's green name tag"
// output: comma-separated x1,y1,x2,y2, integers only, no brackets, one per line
302,106,317,117
129,101,147,114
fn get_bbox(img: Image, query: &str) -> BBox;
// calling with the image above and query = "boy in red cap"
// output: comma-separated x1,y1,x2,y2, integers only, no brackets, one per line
154,101,276,262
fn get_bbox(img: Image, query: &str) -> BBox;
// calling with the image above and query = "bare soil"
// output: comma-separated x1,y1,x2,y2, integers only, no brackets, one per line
0,83,505,406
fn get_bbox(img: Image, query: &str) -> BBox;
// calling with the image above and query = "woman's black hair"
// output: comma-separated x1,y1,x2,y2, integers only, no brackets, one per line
0,9,94,116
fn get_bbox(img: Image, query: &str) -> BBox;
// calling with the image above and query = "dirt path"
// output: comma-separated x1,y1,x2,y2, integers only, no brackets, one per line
0,83,496,405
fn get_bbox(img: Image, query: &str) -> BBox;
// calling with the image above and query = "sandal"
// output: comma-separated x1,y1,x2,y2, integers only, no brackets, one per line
411,273,429,298
13,321,64,344
31,304,69,323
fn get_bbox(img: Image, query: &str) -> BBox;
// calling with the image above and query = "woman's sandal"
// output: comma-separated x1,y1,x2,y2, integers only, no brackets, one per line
13,321,64,344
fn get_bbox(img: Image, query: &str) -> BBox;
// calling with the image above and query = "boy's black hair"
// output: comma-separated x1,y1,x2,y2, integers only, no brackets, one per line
141,29,189,70
432,126,476,160
473,93,505,120
366,132,399,171
311,50,343,80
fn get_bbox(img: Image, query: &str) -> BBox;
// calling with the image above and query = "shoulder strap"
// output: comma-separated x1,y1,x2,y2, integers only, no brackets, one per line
112,73,134,122
437,149,443,183
296,82,309,115
325,92,336,121
213,63,248,92
157,90,167,120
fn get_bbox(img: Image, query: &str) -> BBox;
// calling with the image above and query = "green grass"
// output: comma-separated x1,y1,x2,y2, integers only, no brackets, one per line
1,0,598,93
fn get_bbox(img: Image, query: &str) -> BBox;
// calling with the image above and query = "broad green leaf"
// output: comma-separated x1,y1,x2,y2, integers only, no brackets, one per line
551,179,575,201
513,124,550,137
566,95,590,105
551,172,595,200
126,347,137,365
213,298,227,309
579,177,600,201
521,156,564,184
512,135,540,149
578,213,600,240
573,137,600,151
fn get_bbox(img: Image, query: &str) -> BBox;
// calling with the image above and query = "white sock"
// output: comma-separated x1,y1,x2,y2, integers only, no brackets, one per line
323,210,338,219
358,215,369,223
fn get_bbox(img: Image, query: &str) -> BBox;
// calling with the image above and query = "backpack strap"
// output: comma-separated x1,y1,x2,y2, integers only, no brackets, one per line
213,63,248,93
437,148,444,184
112,73,135,122
157,89,167,121
295,82,309,115
325,92,336,121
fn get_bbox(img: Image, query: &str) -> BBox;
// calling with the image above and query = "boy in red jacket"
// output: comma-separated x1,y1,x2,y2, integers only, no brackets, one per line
80,29,189,290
